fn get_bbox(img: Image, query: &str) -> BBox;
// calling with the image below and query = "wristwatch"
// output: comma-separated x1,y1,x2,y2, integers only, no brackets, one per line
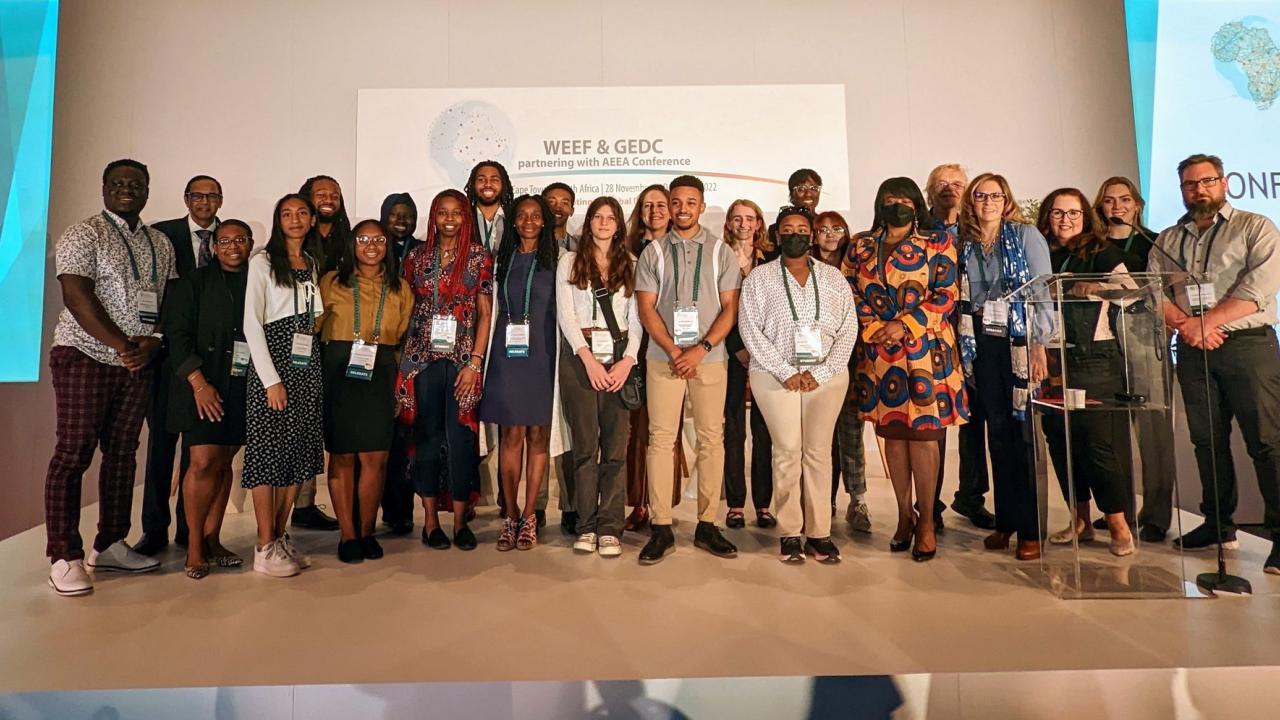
700,339,713,352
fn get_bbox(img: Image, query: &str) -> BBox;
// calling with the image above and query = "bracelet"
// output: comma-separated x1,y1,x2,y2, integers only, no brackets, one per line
194,385,210,395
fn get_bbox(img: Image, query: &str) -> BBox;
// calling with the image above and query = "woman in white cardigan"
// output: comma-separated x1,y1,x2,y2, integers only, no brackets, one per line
556,196,642,558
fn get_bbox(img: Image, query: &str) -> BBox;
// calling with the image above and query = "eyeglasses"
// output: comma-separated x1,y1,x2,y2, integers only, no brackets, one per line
1049,209,1083,220
934,181,966,192
1180,176,1222,192
816,226,847,236
214,235,249,246
355,235,388,246
792,184,822,194
185,192,223,203
972,191,1007,204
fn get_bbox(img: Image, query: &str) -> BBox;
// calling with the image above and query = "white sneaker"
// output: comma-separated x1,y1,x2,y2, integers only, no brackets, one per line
279,532,312,569
253,540,300,578
597,536,622,557
573,532,597,553
87,541,160,574
48,559,93,596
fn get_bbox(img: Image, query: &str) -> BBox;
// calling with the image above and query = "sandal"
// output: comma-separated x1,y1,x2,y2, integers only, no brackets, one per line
756,510,777,529
497,517,518,552
726,509,746,529
205,540,244,568
185,563,210,580
516,515,539,550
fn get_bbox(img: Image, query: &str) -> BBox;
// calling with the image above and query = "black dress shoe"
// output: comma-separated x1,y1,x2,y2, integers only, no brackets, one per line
639,525,676,565
1173,522,1238,551
1138,525,1167,543
694,521,738,558
952,502,998,530
934,512,946,531
360,536,384,560
387,519,413,536
560,510,578,536
454,526,478,551
175,532,189,548
292,505,340,531
338,539,364,564
133,534,169,557
422,527,451,550
535,509,547,529
1265,541,1279,576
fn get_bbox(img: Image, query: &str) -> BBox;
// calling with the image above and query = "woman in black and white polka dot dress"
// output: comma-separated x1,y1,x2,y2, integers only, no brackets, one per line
242,194,326,578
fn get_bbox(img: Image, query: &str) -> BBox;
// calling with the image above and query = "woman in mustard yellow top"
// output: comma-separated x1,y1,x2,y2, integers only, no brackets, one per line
319,219,413,563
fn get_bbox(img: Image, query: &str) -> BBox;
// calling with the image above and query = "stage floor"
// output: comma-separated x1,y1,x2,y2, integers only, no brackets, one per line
1,440,1277,693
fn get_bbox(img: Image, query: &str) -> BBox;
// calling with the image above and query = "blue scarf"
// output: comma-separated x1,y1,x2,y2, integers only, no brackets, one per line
959,221,1034,419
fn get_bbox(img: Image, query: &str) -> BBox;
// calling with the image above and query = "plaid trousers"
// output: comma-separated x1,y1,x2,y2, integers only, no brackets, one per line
45,346,153,562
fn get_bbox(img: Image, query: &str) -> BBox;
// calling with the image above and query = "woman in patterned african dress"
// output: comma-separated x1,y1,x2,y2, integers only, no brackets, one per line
844,177,968,562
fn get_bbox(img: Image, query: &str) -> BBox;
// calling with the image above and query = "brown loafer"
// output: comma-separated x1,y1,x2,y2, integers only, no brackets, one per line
983,531,1012,550
1016,540,1042,561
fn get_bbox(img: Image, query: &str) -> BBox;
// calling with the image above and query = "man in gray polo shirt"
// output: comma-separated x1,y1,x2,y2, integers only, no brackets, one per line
1150,153,1280,575
634,175,742,563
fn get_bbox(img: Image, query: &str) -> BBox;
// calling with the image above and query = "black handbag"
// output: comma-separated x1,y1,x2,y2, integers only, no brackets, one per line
591,277,645,411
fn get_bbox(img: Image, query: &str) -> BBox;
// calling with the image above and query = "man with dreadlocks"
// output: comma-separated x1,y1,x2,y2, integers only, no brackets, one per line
288,174,347,532
466,161,511,253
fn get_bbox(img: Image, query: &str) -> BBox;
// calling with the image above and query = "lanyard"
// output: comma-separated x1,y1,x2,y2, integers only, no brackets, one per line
972,232,1005,293
480,212,498,249
398,237,414,264
1123,229,1136,255
222,267,244,337
1178,218,1224,274
1058,252,1072,273
101,212,157,285
504,254,538,323
780,258,820,323
353,275,388,343
431,241,447,310
671,240,704,304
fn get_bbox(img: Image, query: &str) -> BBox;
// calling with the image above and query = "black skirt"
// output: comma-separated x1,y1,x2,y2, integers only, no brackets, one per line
322,340,398,453
182,376,248,448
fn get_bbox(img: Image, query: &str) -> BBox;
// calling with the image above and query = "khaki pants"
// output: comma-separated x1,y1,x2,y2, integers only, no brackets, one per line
646,360,727,525
750,370,850,538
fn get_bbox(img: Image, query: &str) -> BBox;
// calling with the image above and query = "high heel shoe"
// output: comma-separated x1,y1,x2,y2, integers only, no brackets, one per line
890,516,916,553
912,526,937,562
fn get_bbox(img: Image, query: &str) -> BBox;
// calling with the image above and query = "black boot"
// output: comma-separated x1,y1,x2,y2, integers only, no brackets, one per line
639,524,676,565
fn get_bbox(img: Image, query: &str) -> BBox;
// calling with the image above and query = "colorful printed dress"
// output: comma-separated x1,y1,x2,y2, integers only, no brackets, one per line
843,228,969,437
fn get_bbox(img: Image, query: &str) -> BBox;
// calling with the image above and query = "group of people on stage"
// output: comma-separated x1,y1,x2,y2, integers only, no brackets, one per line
42,152,1280,596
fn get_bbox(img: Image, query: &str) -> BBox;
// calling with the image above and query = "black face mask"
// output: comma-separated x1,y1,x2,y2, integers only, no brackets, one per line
779,233,811,258
881,203,915,228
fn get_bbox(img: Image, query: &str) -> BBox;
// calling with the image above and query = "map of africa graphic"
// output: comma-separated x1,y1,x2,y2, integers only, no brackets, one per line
1212,17,1280,110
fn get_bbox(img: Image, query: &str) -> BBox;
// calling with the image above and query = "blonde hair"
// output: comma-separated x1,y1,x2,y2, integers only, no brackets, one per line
959,173,1026,250
723,199,772,258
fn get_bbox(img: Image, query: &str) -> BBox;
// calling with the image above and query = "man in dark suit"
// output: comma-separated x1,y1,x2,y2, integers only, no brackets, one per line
134,175,222,555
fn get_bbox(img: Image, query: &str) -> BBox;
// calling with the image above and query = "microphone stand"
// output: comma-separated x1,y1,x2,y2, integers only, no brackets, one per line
1110,217,1252,596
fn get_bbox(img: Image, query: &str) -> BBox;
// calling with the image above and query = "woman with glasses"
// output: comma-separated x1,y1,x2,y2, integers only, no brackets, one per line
740,205,857,563
846,179,967,561
477,194,563,551
621,185,687,531
1035,189,1136,556
815,212,870,532
318,219,413,563
242,195,326,578
722,199,777,530
958,173,1053,561
163,220,253,579
397,189,493,551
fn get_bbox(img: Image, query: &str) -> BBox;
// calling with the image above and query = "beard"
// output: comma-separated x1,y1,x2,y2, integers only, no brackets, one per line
1184,196,1224,221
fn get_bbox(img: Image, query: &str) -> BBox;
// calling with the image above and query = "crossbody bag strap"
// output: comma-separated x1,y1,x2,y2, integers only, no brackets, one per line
590,274,625,343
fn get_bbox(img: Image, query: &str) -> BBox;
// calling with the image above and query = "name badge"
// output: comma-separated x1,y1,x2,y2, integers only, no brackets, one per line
591,329,615,364
231,340,250,377
137,290,160,325
430,314,458,352
983,299,1009,337
346,339,377,380
673,306,700,347
505,322,530,359
794,323,823,366
1187,282,1217,315
290,332,314,368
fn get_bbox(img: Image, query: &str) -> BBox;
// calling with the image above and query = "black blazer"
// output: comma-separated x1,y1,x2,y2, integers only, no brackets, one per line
161,264,248,433
152,216,216,281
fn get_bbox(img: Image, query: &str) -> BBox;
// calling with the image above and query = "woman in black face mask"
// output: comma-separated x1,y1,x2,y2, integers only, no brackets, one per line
845,178,968,561
739,206,859,563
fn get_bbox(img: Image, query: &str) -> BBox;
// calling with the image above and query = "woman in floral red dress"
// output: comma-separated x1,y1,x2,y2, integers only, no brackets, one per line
397,189,493,551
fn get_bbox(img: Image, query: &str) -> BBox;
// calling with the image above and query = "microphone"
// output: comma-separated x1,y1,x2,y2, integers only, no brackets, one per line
1108,216,1188,273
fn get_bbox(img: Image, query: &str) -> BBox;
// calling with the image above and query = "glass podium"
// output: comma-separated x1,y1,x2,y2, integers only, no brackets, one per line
1006,271,1198,599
